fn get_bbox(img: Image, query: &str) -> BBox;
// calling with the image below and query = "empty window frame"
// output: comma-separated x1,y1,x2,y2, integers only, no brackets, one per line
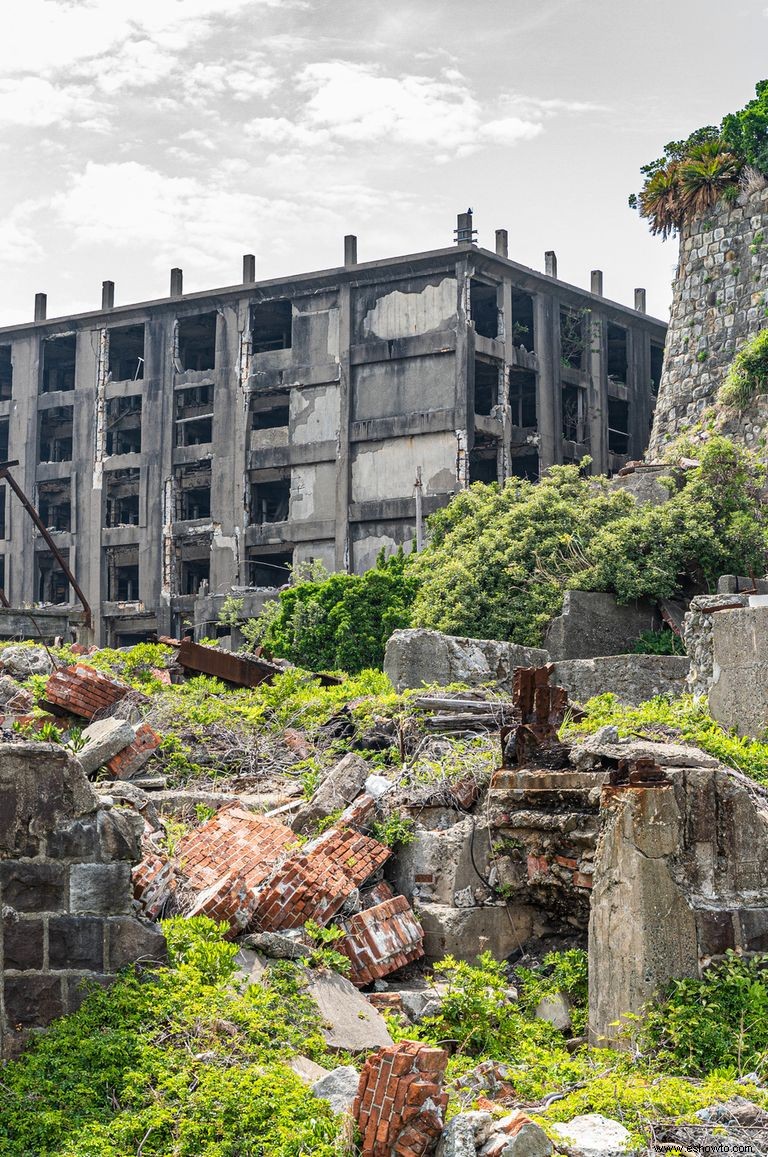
608,397,630,456
0,556,6,596
510,291,535,352
175,383,213,446
474,358,500,416
468,438,499,484
249,471,291,524
36,550,70,605
175,463,212,522
470,280,498,340
41,334,76,393
105,469,140,528
0,490,5,539
509,452,539,481
0,346,12,400
38,407,73,462
561,383,586,443
607,323,628,384
560,308,586,371
251,300,292,354
106,546,139,601
650,343,664,396
38,479,71,532
177,312,216,371
244,548,293,587
509,369,537,428
250,390,290,430
106,396,142,455
178,537,211,595
0,417,8,461
108,324,145,381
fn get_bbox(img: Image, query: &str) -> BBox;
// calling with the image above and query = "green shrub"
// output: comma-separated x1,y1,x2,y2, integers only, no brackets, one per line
720,328,768,408
517,948,589,1034
632,628,686,655
411,438,767,647
255,547,418,674
639,952,768,1076
0,918,341,1157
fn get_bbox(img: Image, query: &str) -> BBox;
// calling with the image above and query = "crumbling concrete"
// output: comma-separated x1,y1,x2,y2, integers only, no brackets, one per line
587,733,768,1044
306,969,394,1053
0,742,165,1058
384,629,549,693
544,591,661,661
77,717,135,775
552,655,689,706
709,605,768,736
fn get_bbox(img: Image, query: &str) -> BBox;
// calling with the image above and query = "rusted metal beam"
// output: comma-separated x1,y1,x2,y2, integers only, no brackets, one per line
0,460,92,628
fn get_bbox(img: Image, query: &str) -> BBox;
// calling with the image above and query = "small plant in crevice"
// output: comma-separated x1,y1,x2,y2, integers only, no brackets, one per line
302,919,352,975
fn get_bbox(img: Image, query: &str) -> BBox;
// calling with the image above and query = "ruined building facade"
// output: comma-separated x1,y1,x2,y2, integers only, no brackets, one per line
0,220,666,644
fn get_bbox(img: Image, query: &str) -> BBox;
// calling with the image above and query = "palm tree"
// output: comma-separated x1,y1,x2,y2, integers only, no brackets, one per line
638,161,683,240
680,140,742,219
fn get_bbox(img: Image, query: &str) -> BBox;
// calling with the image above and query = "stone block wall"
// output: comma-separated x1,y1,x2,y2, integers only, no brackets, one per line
648,186,768,459
0,743,165,1058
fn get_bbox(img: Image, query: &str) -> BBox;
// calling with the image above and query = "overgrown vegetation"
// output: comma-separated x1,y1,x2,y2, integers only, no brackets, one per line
630,80,768,236
719,327,768,409
255,548,418,674
562,692,768,786
410,437,767,646
0,918,343,1157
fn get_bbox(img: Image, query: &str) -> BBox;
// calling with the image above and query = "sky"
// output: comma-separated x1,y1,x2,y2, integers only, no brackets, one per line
0,0,766,325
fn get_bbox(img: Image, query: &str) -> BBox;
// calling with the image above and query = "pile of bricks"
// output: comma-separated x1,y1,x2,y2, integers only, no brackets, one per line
105,722,162,779
255,826,391,932
353,1041,449,1157
133,850,177,918
44,664,133,720
339,894,425,986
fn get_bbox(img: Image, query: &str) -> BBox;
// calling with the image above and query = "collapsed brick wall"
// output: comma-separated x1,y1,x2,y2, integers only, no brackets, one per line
354,1040,449,1157
106,722,161,779
0,742,165,1059
44,664,135,718
339,895,424,986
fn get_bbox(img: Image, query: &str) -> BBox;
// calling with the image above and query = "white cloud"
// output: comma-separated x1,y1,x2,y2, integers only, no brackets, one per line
0,202,44,264
0,77,98,127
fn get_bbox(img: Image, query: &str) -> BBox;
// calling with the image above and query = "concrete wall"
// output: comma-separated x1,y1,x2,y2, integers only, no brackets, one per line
0,245,664,643
709,605,768,736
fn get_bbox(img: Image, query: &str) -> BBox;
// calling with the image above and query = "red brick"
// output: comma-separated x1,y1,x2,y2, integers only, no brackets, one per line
355,1043,448,1157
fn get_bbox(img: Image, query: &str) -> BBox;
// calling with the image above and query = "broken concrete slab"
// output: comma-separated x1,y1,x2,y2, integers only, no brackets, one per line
437,1111,495,1156
544,591,661,661
290,752,370,833
418,902,534,963
289,1055,331,1085
535,992,571,1033
384,628,550,692
552,655,689,706
232,946,267,986
548,1114,636,1157
240,930,307,959
304,968,394,1052
0,644,54,677
311,1065,359,1115
571,735,720,772
77,717,136,776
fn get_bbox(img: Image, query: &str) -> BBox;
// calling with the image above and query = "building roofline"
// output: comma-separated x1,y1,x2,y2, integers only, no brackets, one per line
0,242,667,337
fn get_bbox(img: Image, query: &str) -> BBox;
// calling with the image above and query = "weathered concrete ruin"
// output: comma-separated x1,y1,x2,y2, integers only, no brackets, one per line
0,742,164,1058
0,214,665,645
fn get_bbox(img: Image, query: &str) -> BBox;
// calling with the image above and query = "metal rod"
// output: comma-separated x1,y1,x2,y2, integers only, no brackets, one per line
0,461,92,628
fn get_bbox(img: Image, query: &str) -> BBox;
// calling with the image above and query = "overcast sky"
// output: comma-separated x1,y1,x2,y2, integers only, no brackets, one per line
0,0,766,325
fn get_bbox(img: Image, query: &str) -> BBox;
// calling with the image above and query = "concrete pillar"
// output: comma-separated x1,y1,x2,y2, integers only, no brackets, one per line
495,229,509,258
544,251,558,279
454,211,476,245
34,293,47,322
242,254,256,284
629,328,652,459
344,235,358,266
590,270,603,297
534,293,559,469
588,313,608,474
589,782,697,1046
101,281,115,310
335,282,352,571
634,288,647,313
169,268,183,297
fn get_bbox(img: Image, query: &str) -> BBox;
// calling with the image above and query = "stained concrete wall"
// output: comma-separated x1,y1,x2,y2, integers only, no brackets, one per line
709,605,768,736
0,245,664,643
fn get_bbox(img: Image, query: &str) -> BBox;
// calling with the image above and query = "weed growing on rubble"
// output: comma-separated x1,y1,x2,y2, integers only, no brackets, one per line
302,920,352,975
370,813,417,848
516,948,589,1035
0,917,342,1157
562,693,768,784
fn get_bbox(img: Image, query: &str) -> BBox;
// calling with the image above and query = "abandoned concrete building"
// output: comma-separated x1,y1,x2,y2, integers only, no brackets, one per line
0,214,666,645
